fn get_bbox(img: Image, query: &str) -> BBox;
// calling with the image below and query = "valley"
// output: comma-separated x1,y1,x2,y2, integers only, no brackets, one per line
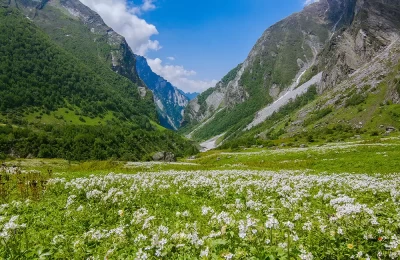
1,0,400,258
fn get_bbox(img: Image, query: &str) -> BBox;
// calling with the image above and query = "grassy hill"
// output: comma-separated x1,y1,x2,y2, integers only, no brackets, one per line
0,7,197,160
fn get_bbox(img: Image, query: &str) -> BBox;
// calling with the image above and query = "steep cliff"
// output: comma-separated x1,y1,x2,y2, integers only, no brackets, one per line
183,0,400,149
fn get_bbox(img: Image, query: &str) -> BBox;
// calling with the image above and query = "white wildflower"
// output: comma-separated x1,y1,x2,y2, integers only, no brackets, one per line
279,242,288,249
223,253,234,260
284,221,294,230
200,247,209,258
302,221,312,231
65,195,76,208
299,248,313,260
265,214,279,229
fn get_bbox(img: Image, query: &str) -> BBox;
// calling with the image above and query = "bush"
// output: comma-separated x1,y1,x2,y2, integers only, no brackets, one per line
370,131,380,136
345,93,367,107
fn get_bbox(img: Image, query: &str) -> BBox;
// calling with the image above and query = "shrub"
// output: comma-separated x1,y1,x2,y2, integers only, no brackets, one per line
370,131,379,136
345,93,367,107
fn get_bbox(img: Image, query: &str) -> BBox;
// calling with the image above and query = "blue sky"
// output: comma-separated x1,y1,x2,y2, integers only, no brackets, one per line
80,0,313,93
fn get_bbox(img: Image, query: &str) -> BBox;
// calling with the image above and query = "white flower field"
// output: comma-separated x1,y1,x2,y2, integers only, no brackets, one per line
2,167,400,259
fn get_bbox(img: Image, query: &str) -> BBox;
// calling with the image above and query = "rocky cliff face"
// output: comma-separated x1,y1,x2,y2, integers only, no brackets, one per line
135,56,189,130
318,0,400,91
183,0,400,145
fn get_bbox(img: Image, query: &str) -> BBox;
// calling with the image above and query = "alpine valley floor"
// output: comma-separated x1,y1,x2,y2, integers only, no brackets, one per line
1,135,400,259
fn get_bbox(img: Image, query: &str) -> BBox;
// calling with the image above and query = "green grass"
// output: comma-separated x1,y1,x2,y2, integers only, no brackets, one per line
194,138,400,174
1,137,400,259
25,108,116,125
150,120,167,131
303,81,399,134
6,136,400,175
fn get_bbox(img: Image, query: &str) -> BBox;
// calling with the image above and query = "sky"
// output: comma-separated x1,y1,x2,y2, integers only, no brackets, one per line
79,0,318,93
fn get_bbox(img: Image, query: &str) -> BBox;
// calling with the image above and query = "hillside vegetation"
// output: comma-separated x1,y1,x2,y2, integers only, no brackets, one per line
0,8,153,121
0,7,197,160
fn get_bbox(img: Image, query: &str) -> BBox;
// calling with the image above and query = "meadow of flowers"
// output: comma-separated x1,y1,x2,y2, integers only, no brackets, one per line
1,168,400,259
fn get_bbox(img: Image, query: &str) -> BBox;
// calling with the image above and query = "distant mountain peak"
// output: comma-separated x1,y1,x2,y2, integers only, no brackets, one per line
178,90,199,101
135,55,190,130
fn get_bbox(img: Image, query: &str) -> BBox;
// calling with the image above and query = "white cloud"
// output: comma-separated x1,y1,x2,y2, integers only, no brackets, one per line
147,58,217,93
304,0,319,6
79,0,215,93
79,0,160,55
141,0,155,11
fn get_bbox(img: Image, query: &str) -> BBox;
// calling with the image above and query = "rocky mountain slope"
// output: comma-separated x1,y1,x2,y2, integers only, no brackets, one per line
183,0,400,149
135,56,189,130
0,1,197,160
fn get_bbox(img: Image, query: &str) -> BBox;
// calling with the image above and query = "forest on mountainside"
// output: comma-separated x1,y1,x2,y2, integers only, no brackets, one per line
0,7,197,160
0,8,155,121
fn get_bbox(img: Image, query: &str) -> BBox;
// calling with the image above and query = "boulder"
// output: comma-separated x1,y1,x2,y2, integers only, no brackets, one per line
386,126,396,132
152,151,176,162
164,152,176,162
152,152,165,161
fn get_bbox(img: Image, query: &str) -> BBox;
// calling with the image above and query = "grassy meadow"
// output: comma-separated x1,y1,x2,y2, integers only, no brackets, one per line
1,135,400,259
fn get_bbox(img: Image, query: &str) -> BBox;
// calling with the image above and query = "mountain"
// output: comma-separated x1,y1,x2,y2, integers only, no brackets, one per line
135,55,189,130
13,0,144,87
1,0,155,121
182,0,400,149
0,1,197,160
180,91,200,101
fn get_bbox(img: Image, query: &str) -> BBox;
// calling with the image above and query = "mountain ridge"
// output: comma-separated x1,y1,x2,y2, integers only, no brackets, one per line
183,0,400,149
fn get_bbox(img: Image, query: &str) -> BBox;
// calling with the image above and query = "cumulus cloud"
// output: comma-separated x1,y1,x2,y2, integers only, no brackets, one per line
304,0,319,5
147,58,218,93
79,0,160,55
79,0,215,93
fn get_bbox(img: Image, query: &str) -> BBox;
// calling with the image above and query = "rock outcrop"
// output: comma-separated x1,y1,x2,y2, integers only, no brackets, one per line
152,152,176,162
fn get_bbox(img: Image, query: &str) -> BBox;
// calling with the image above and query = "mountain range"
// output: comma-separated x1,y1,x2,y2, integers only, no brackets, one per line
0,0,197,160
1,0,400,158
182,0,400,150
